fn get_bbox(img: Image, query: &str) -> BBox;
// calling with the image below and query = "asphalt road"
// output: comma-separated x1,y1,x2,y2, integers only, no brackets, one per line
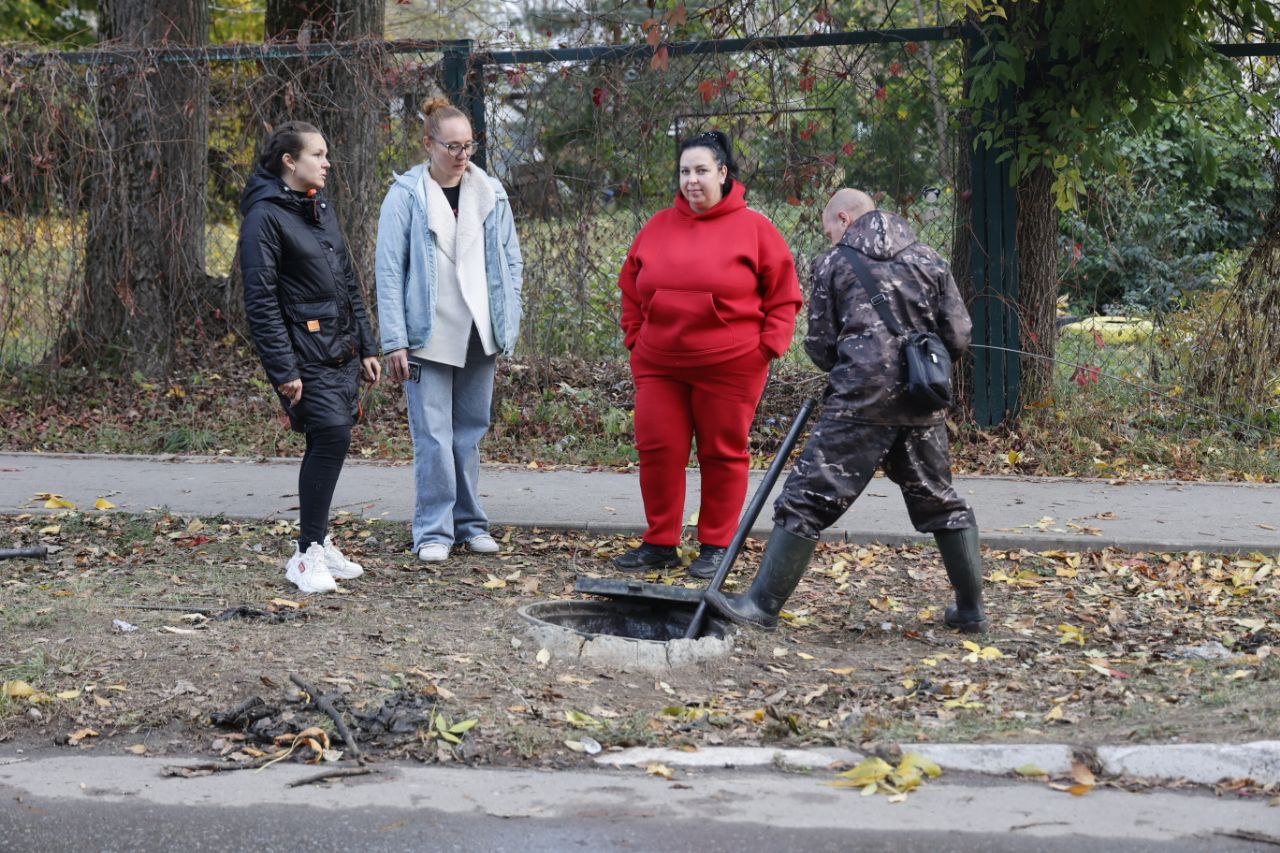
2,751,1277,852
3,452,1279,553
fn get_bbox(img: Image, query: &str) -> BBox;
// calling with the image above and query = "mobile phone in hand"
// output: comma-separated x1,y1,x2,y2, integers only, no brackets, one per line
408,362,421,383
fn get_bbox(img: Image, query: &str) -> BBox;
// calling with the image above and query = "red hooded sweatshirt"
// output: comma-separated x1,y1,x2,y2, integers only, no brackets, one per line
618,182,802,368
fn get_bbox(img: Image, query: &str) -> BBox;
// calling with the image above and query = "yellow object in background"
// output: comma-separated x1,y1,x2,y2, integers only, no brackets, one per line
1059,316,1155,345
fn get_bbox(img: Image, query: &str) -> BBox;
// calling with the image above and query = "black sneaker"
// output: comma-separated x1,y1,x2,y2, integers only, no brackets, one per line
612,542,680,572
686,543,729,579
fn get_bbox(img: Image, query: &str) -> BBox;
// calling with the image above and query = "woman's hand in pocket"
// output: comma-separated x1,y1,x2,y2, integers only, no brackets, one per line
278,378,303,406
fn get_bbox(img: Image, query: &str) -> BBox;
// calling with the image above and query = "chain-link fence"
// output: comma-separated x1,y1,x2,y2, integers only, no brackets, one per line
481,38,962,360
1,30,1276,455
0,41,452,370
0,34,962,367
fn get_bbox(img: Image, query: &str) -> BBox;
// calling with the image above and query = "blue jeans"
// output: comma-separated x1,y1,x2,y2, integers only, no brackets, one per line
405,331,496,549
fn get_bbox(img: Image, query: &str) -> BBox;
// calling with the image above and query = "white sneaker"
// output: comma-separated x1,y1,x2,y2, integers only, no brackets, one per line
465,534,500,554
285,542,338,594
417,543,450,563
323,536,363,580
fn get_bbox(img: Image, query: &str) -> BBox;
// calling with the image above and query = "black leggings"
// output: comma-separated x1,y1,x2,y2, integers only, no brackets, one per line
298,424,352,551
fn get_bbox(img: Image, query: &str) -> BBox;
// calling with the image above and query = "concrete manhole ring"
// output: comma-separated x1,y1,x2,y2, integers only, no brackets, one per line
517,600,736,674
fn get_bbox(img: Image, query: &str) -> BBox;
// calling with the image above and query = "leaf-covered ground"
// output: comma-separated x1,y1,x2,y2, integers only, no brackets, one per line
2,511,1277,770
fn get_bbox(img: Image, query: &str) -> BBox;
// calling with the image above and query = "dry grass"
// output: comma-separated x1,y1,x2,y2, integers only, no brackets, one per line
2,512,1277,766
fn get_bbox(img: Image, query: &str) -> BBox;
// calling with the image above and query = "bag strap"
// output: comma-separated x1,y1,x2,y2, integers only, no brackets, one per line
836,245,905,338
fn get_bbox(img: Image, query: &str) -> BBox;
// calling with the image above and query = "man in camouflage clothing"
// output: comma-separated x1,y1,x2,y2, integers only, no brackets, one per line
706,189,989,633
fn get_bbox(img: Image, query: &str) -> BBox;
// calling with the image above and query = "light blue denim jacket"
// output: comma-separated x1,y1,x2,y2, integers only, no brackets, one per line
375,163,524,355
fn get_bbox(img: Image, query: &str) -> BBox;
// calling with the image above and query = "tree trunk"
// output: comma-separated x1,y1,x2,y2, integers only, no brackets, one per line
264,1,385,311
74,0,209,373
1014,166,1058,405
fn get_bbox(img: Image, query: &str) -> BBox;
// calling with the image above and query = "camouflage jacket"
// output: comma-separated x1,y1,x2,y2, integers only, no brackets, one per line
805,210,971,426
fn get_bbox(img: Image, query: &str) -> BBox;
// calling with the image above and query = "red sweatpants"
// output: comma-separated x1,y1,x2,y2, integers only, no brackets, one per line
631,349,770,548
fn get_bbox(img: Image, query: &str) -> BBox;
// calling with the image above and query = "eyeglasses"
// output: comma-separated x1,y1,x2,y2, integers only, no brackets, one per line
429,137,480,158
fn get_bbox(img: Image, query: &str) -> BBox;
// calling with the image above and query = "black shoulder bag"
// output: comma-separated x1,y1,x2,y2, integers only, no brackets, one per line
836,245,953,411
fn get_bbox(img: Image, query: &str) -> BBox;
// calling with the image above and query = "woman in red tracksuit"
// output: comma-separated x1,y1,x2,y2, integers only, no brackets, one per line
615,130,802,578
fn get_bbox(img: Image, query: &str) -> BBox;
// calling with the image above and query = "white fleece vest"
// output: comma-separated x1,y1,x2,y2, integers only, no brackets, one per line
410,164,497,366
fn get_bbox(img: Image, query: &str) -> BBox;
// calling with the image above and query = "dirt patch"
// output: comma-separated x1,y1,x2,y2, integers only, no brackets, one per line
2,512,1277,769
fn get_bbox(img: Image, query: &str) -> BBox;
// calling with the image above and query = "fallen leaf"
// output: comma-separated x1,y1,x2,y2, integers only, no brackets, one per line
801,684,828,705
535,648,551,666
68,728,99,746
127,744,148,755
564,709,602,728
833,756,894,787
95,497,117,511
646,763,675,780
1015,764,1048,777
35,493,76,510
4,680,35,698
1070,760,1096,787
55,689,81,700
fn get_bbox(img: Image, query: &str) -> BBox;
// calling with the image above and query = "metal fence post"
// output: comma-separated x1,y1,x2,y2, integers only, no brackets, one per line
965,30,1020,427
442,40,488,170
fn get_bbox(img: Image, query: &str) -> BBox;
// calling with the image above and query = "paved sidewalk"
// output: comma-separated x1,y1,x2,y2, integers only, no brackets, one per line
2,452,1277,553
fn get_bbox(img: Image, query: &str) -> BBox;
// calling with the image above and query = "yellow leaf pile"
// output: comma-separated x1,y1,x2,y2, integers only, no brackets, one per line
832,752,942,799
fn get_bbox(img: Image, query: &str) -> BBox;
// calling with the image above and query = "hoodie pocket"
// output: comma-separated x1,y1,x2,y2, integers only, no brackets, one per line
284,299,347,364
640,289,735,356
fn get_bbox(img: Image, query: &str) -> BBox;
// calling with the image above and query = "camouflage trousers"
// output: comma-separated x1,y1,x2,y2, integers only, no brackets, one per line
774,418,975,539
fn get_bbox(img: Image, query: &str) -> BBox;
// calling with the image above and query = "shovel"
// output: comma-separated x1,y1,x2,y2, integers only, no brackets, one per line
682,397,816,638
574,398,817,637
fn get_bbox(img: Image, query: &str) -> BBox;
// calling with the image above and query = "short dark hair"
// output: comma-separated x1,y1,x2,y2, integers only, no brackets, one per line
677,129,740,193
257,121,323,177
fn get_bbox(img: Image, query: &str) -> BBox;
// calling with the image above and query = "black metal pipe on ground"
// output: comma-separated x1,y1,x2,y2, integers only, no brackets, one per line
0,546,48,560
684,398,817,640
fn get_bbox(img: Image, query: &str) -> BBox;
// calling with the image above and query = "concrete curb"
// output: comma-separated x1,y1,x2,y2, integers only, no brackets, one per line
597,741,1280,785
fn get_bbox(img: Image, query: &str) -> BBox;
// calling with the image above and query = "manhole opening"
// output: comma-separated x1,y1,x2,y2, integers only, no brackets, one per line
523,600,729,642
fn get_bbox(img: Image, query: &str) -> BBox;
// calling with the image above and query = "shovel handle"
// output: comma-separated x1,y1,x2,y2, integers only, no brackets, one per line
0,546,47,560
684,397,817,639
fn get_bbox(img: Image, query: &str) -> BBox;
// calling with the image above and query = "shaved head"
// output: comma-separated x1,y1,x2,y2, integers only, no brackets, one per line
824,188,875,222
821,188,876,245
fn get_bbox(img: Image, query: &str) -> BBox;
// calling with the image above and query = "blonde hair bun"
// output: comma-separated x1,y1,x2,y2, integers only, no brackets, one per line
421,97,454,117
420,97,469,139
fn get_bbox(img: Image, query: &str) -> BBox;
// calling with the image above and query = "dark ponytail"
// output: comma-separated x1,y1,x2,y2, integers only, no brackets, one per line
256,121,323,177
677,129,741,193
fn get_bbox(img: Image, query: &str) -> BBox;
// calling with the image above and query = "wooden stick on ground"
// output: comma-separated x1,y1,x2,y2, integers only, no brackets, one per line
160,759,273,777
286,767,374,788
289,674,361,758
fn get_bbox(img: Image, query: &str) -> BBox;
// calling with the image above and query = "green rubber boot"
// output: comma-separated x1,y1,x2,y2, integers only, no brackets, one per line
704,527,818,630
934,527,989,633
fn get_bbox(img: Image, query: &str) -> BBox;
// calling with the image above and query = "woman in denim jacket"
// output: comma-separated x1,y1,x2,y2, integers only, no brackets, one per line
376,98,523,563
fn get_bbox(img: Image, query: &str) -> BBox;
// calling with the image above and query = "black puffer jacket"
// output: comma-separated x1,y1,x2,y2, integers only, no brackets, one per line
238,167,376,389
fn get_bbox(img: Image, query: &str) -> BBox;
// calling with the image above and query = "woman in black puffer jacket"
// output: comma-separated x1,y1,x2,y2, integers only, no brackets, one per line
238,121,381,594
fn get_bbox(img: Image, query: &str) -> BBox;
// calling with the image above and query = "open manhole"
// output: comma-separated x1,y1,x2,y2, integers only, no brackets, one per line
518,598,735,673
